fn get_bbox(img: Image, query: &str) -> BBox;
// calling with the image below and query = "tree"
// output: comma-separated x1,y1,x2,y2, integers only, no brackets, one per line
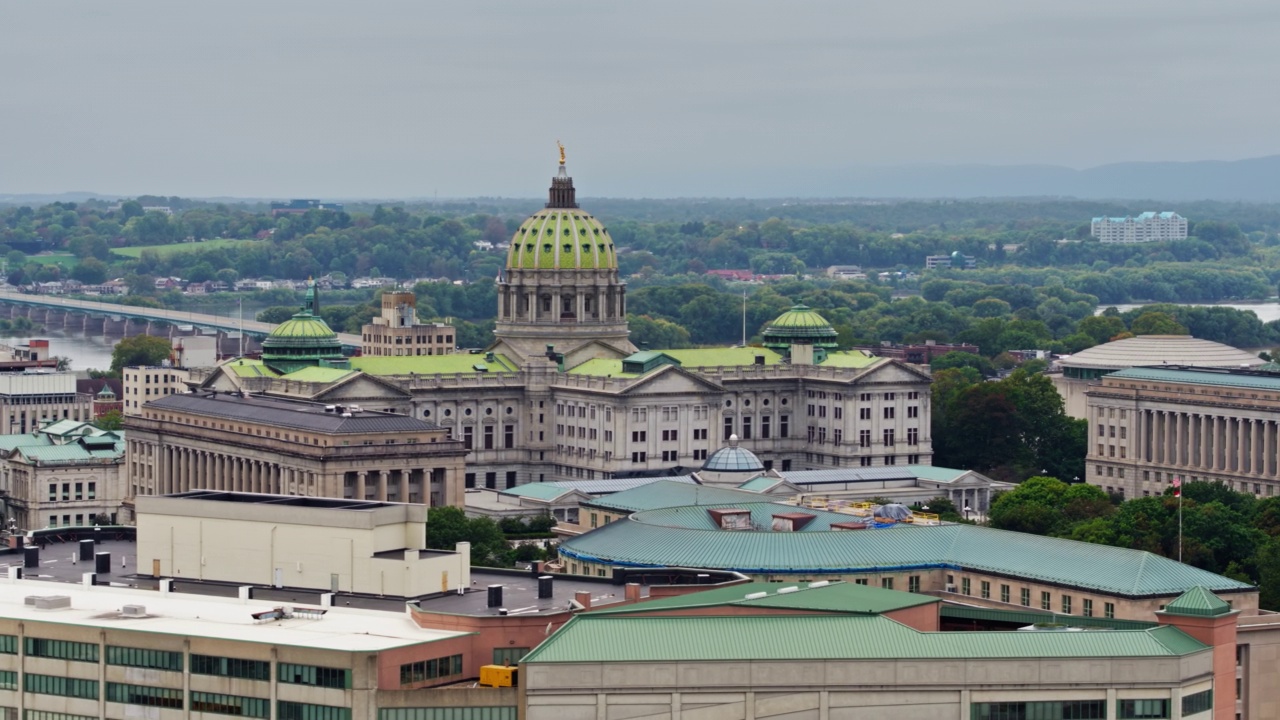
94,410,124,431
1130,311,1187,336
425,506,513,567
110,335,172,374
257,306,299,324
70,258,108,284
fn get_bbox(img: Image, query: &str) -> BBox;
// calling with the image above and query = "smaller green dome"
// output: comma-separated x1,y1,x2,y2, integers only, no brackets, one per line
762,304,839,351
265,312,340,346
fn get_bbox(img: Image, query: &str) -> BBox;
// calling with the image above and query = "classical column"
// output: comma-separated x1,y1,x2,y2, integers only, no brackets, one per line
400,470,410,503
377,471,388,502
1199,414,1209,470
356,472,367,500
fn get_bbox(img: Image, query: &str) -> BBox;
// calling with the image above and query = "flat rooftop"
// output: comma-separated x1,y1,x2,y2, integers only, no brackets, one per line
414,570,640,617
167,490,401,511
143,392,441,434
0,576,466,652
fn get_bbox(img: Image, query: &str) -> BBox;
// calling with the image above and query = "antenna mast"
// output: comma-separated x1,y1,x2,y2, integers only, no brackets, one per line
741,290,747,347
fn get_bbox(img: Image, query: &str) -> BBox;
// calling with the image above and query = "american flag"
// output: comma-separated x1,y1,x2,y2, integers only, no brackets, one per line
1173,476,1181,498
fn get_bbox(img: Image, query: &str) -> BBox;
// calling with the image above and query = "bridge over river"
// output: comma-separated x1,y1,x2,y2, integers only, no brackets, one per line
0,290,361,348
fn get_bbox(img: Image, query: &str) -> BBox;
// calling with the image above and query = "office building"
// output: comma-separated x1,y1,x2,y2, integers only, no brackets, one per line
360,292,456,357
0,374,92,435
0,420,126,531
1092,211,1188,243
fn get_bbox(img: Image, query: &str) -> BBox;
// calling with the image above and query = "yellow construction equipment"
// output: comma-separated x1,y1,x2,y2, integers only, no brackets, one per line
479,664,519,688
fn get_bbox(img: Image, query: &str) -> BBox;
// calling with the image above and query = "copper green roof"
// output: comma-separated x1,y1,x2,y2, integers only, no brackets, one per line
1159,586,1234,617
506,210,617,270
587,580,938,617
349,353,518,376
1110,366,1280,391
226,359,280,378
818,350,878,368
762,304,839,351
265,311,339,344
768,304,834,331
501,483,580,501
521,614,1207,663
659,347,783,368
562,484,1254,598
281,366,357,383
565,358,640,378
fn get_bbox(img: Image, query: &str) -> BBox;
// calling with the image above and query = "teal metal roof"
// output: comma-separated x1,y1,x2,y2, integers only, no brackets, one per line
1110,366,1280,392
501,483,578,502
1159,586,1234,618
521,615,1207,663
560,511,1253,598
940,604,1157,630
738,476,786,492
587,580,937,616
582,481,773,513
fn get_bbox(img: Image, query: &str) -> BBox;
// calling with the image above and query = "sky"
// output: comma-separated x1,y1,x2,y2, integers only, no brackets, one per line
1,1,1278,199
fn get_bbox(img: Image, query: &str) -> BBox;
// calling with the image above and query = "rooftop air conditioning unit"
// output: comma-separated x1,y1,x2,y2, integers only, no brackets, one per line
945,584,957,593
121,605,146,617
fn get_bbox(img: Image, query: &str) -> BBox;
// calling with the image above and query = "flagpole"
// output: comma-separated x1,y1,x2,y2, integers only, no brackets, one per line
1177,475,1183,563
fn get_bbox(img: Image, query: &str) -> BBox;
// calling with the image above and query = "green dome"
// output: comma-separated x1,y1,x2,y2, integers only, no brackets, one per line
264,312,339,346
762,304,839,350
506,210,618,271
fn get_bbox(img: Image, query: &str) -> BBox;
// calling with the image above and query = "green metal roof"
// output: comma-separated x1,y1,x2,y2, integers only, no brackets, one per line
583,480,773,513
226,359,281,378
564,358,640,378
817,351,879,368
737,476,786,492
501,483,578,501
768,305,834,331
349,353,518,376
266,311,339,342
1159,586,1234,617
506,210,617,271
940,604,1158,630
521,614,1207,664
1109,366,1280,391
281,366,357,383
587,580,937,617
659,347,783,368
560,496,1254,597
904,465,971,483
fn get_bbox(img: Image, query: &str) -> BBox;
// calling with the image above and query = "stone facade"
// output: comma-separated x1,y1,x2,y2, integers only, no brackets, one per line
361,291,456,357
0,373,92,435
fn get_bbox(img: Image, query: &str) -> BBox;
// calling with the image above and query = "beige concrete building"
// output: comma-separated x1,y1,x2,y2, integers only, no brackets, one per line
1085,365,1280,500
361,291,456,357
123,392,468,515
0,420,126,531
0,373,92,435
1052,335,1264,418
121,365,190,416
137,492,470,597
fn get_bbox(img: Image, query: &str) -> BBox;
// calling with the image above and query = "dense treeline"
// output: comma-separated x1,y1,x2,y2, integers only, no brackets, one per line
989,477,1280,609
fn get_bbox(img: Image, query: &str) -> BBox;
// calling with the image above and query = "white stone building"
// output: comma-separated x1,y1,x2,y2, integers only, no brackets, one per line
0,420,126,530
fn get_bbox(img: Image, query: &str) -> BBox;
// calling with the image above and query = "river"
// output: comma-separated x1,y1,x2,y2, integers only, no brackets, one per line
1100,302,1280,324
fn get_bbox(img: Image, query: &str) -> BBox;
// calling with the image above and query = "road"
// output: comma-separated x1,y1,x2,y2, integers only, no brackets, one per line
0,289,362,346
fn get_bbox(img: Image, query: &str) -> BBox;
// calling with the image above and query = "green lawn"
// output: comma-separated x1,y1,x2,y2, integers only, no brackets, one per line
112,238,262,259
27,253,78,268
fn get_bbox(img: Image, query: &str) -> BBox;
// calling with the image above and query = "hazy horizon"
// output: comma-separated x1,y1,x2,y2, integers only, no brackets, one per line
3,1,1278,198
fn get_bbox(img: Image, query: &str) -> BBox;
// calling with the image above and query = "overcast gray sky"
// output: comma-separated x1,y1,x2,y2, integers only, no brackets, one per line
2,1,1277,198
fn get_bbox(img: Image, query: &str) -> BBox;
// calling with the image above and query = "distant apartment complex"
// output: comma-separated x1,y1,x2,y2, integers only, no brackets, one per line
924,252,975,270
1091,211,1188,243
269,199,345,217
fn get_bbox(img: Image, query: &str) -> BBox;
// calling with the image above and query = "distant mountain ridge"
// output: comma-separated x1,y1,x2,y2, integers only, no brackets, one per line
4,155,1280,203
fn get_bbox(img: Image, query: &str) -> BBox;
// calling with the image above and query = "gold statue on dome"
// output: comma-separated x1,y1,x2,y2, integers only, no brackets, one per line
557,140,566,166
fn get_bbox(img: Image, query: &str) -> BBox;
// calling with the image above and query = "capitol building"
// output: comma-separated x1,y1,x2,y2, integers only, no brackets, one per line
159,156,935,492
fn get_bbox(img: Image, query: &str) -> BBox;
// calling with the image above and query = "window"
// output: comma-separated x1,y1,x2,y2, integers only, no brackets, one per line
859,407,871,420
742,417,752,439
504,425,515,449
462,426,473,450
859,430,871,447
106,683,183,708
631,452,647,463
980,581,990,599
1062,595,1072,614
505,471,517,489
464,473,476,489
883,407,895,419
1117,700,1170,719
192,692,270,718
25,674,98,699
971,701,1105,720
493,647,530,666
1000,584,1010,603
25,637,97,662
723,417,733,440
0,670,13,690
277,702,352,720
1104,602,1115,619
762,416,771,439
1082,599,1093,617
1181,690,1212,716
1020,588,1031,607
780,415,789,437
107,646,182,671
882,429,894,445
1041,591,1051,611
907,406,918,418
485,472,496,489
278,664,351,689
881,577,893,589
190,654,270,681
398,654,464,687
483,426,494,450
908,575,920,593
631,430,646,443
907,428,918,445
961,578,971,595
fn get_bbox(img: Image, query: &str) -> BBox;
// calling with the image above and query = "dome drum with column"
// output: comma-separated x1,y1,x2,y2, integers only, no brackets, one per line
762,304,840,362
260,281,350,375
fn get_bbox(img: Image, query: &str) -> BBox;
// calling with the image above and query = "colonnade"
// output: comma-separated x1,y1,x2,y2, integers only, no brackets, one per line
1136,409,1280,477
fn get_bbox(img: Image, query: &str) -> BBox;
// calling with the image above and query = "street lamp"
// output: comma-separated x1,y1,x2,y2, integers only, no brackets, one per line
964,505,972,521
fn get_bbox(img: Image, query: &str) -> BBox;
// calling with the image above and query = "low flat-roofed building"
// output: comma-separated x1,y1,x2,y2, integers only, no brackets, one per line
124,392,468,512
137,491,470,597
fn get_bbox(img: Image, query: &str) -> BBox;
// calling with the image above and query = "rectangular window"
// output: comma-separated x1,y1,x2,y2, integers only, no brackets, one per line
742,417,752,439
1117,699,1170,719
278,664,351,689
106,645,183,671
1000,584,1010,603
1082,598,1093,617
24,674,98,700
278,702,352,720
483,426,494,450
971,702,1105,720
980,581,990,599
882,429,894,446
397,654,464,687
505,471,517,489
883,407,895,419
0,636,16,654
907,428,918,445
1020,588,1031,607
25,637,98,662
192,691,270,718
485,472,496,489
0,670,14,690
1181,690,1212,716
961,578,971,595
881,577,893,590
908,576,920,593
907,406,918,418
723,417,733,441
464,473,476,489
462,426,473,450
762,416,771,439
859,430,871,447
1062,595,1072,614
106,682,183,708
1105,602,1115,619
1041,591,1051,611
780,415,789,438
190,654,270,681
504,425,514,449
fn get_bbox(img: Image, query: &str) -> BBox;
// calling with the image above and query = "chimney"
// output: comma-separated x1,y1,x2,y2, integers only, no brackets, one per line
625,583,642,603
574,590,592,610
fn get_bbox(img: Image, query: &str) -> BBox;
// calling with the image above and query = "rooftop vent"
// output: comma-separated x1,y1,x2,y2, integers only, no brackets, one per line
121,604,147,617
831,521,868,531
26,595,71,610
777,586,800,595
771,513,816,532
744,591,769,600
807,581,830,589
707,508,752,530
